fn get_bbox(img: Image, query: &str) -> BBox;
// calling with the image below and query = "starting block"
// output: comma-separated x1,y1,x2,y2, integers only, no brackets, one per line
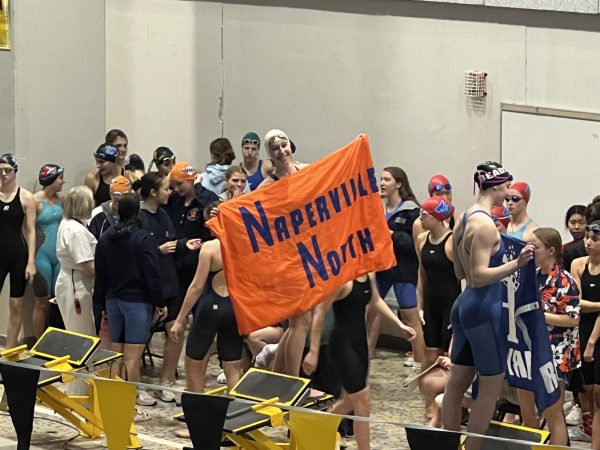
0,327,140,448
176,368,336,450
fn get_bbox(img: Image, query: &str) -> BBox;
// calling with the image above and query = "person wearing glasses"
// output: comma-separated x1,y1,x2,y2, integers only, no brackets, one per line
570,217,600,445
32,164,65,339
0,153,37,349
415,196,460,427
148,147,176,177
505,181,538,242
239,132,273,191
516,228,579,445
442,161,535,450
88,176,133,240
84,144,122,207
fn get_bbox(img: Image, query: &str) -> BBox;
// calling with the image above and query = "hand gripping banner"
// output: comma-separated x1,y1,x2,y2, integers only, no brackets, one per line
208,134,396,334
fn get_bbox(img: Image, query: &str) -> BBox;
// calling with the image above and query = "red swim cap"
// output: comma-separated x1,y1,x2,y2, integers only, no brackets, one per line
491,206,510,228
509,181,531,203
421,197,455,222
428,174,452,196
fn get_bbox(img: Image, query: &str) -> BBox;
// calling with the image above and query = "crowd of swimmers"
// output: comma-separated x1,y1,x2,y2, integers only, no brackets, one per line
1,129,600,449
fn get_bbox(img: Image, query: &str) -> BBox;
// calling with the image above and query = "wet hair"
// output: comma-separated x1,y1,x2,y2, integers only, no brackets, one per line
114,193,140,235
565,204,587,227
133,172,165,200
533,227,562,265
204,200,223,221
209,138,236,165
383,167,419,205
225,165,246,181
125,154,145,172
585,196,600,224
105,129,128,145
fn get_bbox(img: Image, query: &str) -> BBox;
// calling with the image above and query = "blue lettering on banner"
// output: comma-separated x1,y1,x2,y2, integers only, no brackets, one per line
240,201,274,253
298,228,375,288
501,235,560,413
239,167,379,253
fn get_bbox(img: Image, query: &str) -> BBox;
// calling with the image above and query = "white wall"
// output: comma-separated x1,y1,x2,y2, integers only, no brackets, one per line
105,0,600,212
0,0,106,338
106,0,223,168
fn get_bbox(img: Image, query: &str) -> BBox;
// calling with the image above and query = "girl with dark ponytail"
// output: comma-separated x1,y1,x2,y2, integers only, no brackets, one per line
93,191,166,409
137,172,201,403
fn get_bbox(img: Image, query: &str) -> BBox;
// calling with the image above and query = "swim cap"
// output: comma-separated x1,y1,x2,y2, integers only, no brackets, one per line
509,181,531,203
428,174,452,196
153,146,176,164
491,206,511,228
0,153,18,172
241,132,261,147
421,197,455,222
94,144,119,163
169,162,196,181
39,164,64,187
110,176,132,195
264,129,289,150
474,161,513,192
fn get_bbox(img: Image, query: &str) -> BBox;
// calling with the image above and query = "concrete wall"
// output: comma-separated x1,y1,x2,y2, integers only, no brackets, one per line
4,0,600,337
0,0,106,338
105,0,600,210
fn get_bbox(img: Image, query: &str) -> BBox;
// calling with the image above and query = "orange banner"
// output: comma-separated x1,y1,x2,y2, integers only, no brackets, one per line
208,134,395,334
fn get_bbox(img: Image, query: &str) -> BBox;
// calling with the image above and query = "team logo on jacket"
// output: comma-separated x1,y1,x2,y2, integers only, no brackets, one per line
187,208,200,222
394,217,406,224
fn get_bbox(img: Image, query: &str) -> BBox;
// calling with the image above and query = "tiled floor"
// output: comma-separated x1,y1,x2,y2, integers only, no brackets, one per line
0,340,420,449
0,338,592,449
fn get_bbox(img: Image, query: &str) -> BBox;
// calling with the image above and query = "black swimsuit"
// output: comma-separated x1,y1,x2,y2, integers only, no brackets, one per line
329,278,371,394
578,259,600,385
185,270,243,362
0,188,28,298
421,232,461,351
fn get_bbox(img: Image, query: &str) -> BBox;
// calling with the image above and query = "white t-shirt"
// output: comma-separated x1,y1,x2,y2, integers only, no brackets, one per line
56,219,97,270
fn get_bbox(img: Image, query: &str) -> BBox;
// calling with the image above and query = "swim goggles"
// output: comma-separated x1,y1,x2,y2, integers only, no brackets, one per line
505,195,523,203
432,183,452,192
242,139,260,145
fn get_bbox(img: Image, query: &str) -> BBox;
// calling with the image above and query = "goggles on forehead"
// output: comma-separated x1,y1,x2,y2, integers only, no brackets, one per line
432,183,451,192
159,156,176,164
243,139,260,146
586,223,600,235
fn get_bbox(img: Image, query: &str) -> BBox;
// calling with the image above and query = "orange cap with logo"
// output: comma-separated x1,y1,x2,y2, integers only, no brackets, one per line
169,162,196,181
110,175,132,194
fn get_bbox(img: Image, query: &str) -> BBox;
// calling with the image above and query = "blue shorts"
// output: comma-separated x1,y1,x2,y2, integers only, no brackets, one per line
376,277,417,309
106,298,154,345
450,284,508,377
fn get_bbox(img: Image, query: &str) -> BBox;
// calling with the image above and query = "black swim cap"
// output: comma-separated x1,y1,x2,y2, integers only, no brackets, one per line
39,164,64,187
0,153,18,172
474,161,513,192
153,146,176,164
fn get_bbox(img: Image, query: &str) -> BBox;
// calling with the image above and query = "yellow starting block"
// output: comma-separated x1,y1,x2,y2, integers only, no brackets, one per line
176,368,336,450
0,327,140,449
